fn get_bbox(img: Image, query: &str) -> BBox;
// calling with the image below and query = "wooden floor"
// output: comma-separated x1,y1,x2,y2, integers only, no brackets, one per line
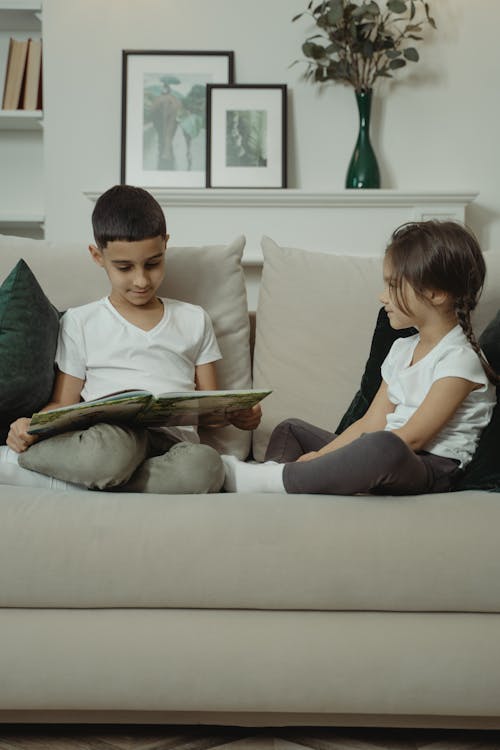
0,726,499,750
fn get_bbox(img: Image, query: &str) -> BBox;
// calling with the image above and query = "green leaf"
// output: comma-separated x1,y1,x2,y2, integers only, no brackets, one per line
386,49,401,58
403,46,419,61
352,5,366,19
362,40,374,58
387,0,407,13
326,40,341,53
292,12,304,22
366,1,381,15
389,57,407,69
410,0,415,19
327,0,343,24
302,41,327,60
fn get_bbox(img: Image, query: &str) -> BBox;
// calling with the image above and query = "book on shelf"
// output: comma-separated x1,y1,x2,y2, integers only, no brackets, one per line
27,388,273,438
2,37,29,110
22,38,42,110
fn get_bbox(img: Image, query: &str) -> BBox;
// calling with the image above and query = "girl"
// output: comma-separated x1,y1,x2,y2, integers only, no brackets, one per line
222,221,498,495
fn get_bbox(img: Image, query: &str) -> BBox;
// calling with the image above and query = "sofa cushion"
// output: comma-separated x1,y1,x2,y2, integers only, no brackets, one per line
252,237,383,460
0,235,251,458
1,484,500,612
0,260,60,444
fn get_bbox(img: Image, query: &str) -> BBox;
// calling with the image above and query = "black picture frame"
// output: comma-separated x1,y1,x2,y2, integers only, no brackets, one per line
121,50,234,187
206,84,287,189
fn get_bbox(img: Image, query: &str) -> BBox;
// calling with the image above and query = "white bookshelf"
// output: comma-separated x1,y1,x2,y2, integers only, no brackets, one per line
0,1,43,236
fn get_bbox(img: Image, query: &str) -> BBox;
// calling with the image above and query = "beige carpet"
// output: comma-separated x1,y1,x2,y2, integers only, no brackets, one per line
0,726,499,750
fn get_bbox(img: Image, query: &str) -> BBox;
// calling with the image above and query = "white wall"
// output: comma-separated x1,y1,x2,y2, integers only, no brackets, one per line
42,0,500,282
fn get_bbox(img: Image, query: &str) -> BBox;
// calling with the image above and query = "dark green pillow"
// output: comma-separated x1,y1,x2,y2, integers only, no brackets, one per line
0,259,60,444
455,310,500,491
335,307,416,434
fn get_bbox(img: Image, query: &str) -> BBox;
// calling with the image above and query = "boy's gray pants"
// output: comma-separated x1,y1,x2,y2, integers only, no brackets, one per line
19,423,224,494
265,418,461,495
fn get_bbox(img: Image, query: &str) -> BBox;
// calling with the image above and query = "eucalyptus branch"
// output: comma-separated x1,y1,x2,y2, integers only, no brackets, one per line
292,0,436,92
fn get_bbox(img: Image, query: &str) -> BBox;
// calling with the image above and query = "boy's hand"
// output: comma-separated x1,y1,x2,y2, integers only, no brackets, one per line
7,418,39,453
228,404,262,431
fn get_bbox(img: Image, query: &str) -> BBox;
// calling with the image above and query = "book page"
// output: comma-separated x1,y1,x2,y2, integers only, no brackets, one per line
28,392,151,436
136,389,272,427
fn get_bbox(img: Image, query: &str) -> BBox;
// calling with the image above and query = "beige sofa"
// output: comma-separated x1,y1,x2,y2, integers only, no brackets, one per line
1,233,500,729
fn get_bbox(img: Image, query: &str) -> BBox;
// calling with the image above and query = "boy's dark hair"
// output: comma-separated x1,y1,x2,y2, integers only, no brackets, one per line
92,185,167,249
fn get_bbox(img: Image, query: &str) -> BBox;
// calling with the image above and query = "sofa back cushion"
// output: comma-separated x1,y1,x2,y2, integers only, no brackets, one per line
252,236,500,461
0,234,252,458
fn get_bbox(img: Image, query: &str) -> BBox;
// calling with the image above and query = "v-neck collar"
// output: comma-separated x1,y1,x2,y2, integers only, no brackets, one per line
405,325,461,370
103,296,167,334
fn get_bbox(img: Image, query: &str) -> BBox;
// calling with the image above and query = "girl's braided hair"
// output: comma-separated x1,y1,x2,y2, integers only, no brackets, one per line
385,220,499,385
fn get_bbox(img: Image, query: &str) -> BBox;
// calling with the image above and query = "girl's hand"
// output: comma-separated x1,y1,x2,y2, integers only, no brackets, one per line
296,451,320,463
7,418,39,453
228,404,262,431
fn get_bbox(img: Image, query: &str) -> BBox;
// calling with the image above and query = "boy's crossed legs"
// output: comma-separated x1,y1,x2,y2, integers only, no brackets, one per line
18,423,224,494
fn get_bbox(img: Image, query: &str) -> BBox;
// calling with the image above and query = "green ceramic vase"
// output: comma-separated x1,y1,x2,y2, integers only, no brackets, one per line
345,89,380,189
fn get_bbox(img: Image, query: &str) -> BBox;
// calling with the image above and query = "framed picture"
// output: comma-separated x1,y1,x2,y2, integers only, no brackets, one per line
206,84,287,188
121,50,234,187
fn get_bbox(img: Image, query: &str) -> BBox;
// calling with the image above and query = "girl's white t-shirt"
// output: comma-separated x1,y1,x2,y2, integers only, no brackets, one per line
381,325,496,467
55,297,222,443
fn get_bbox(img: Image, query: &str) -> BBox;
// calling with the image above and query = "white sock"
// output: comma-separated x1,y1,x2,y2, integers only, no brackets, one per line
221,455,285,493
0,446,86,491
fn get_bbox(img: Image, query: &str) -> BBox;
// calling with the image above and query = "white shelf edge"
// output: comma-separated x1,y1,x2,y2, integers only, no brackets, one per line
84,188,479,209
0,2,41,11
0,110,43,129
0,213,44,227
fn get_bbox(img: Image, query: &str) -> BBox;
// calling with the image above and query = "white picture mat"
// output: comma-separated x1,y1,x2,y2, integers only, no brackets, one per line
124,54,231,187
210,87,284,188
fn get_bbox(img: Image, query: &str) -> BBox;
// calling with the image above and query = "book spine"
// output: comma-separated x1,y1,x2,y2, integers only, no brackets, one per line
2,38,30,110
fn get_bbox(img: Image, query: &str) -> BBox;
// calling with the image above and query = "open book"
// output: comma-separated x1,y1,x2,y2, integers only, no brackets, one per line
28,389,272,438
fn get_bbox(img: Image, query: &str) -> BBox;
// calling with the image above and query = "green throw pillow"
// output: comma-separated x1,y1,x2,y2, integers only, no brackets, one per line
335,307,416,434
455,310,500,491
0,259,60,444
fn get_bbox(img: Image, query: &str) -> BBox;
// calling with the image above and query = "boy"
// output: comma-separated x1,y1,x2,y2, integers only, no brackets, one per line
7,185,260,493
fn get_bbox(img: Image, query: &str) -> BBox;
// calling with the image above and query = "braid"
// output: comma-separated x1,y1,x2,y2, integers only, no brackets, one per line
455,297,500,386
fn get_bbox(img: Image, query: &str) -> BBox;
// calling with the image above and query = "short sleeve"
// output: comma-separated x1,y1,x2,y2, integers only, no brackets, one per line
194,309,222,366
55,310,86,379
433,346,490,390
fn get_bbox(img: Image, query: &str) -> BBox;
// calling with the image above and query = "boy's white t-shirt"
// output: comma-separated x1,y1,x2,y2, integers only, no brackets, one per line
55,297,222,443
381,325,496,467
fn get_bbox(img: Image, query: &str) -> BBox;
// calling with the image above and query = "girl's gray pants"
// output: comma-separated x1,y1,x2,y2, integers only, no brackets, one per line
265,418,461,496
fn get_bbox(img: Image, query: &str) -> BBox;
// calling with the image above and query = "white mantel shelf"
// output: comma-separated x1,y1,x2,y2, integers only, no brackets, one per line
84,189,478,265
85,189,478,208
